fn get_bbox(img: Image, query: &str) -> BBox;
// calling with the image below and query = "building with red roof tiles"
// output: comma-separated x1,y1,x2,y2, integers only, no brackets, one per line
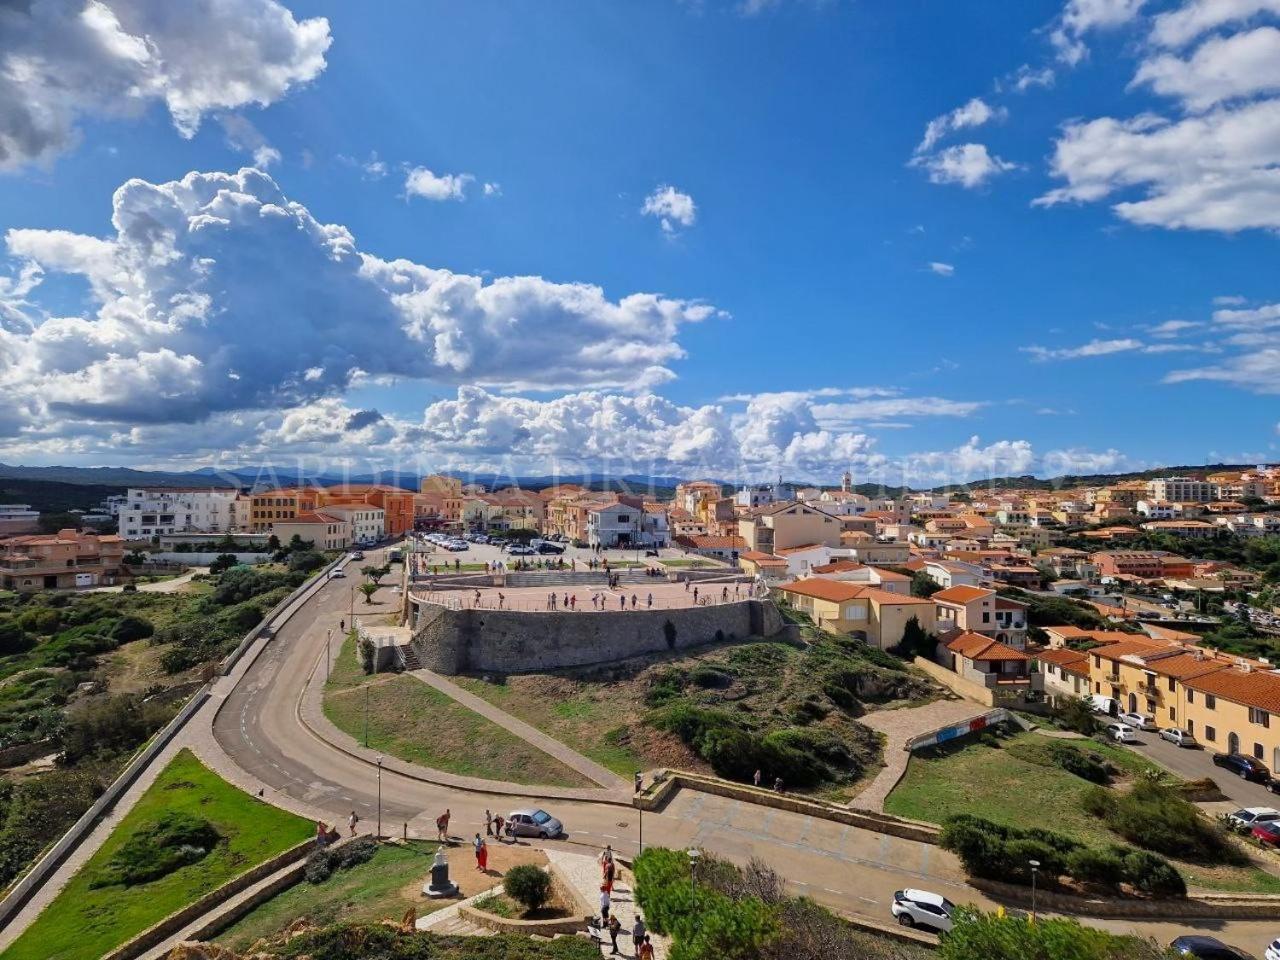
773,577,934,650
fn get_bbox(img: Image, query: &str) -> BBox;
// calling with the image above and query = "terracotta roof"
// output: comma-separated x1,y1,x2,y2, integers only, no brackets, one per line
1091,638,1170,662
775,542,826,555
811,559,863,573
1183,667,1280,714
860,587,932,605
777,578,865,603
741,551,788,566
675,535,745,549
932,585,994,604
867,566,910,581
1135,651,1231,682
289,511,344,524
1144,624,1203,643
1034,647,1090,675
947,632,1030,662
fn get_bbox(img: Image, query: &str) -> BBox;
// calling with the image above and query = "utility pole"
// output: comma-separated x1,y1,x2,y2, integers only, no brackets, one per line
326,627,332,681
364,685,370,747
376,755,383,839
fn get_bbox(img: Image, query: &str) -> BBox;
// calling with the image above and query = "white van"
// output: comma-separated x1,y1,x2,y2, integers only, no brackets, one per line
1088,694,1118,716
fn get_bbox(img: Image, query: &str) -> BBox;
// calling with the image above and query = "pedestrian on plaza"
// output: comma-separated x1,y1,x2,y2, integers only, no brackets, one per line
692,586,699,603
619,595,625,610
684,579,689,592
339,619,345,632
600,844,614,870
634,771,643,793
485,809,493,837
639,934,655,960
721,587,728,603
774,777,784,794
474,833,488,872
498,592,505,610
493,813,505,839
630,594,637,609
599,887,611,920
606,914,622,955
753,769,762,788
632,917,647,956
570,594,577,610
454,558,460,571
646,593,653,609
348,810,360,836
316,819,329,848
603,858,616,894
436,808,451,841
474,589,481,607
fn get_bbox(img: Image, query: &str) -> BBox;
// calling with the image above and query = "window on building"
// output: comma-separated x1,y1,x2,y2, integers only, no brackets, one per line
1187,690,1195,703
1205,694,1216,710
1249,708,1270,728
1167,677,1176,692
1204,725,1216,742
1255,743,1265,760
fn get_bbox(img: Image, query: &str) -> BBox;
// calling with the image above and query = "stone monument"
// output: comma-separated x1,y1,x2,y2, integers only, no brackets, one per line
423,845,459,897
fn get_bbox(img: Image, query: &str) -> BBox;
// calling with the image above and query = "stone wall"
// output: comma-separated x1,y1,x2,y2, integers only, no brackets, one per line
411,598,785,674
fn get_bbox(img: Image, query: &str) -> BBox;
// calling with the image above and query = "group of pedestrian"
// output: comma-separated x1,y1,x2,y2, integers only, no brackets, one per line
595,844,653,958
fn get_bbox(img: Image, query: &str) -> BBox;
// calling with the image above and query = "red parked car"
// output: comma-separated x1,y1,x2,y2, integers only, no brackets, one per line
1252,820,1280,848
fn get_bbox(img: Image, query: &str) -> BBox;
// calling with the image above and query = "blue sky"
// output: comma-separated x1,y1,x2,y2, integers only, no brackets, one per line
0,0,1276,484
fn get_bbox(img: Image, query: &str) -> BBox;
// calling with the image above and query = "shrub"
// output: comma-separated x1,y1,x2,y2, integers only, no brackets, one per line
1054,697,1100,736
289,550,325,573
1049,743,1112,784
60,693,174,764
1122,849,1187,897
304,835,380,884
208,553,239,575
0,620,33,656
1065,846,1126,888
91,811,220,888
1087,779,1238,864
504,863,552,913
939,907,1171,960
109,615,154,644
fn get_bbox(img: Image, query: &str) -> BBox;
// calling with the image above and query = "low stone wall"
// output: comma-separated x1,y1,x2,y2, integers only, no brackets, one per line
461,860,592,936
636,770,940,845
412,599,786,674
101,839,314,960
969,876,1280,920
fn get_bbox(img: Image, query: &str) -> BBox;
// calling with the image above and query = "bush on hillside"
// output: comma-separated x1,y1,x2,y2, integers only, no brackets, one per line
504,864,552,913
305,834,379,884
938,907,1172,960
59,692,174,764
109,615,154,644
1054,696,1101,736
1083,779,1240,864
91,811,220,887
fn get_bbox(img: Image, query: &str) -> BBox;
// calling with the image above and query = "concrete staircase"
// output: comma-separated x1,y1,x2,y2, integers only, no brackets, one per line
423,912,496,937
399,644,422,670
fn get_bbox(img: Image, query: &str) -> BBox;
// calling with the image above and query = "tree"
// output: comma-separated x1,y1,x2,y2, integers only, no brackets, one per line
208,553,239,575
503,864,552,913
358,582,378,604
893,615,935,660
1054,696,1100,736
910,571,941,599
361,564,392,585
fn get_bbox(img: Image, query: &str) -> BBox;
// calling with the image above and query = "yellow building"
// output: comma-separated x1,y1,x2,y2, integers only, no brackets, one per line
739,501,842,553
773,578,934,650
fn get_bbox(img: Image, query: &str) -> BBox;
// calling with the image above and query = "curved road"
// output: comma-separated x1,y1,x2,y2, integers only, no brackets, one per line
197,548,1280,954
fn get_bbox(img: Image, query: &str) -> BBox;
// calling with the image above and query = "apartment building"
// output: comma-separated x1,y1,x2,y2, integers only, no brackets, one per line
270,512,350,551
1139,519,1218,539
319,504,384,545
251,488,319,532
1146,477,1214,503
1092,550,1195,580
1035,647,1091,703
773,577,935,650
1182,667,1280,770
932,585,1028,649
118,487,242,538
587,500,670,548
734,480,796,508
738,501,842,553
314,485,414,537
0,529,126,591
940,632,1042,698
0,505,39,536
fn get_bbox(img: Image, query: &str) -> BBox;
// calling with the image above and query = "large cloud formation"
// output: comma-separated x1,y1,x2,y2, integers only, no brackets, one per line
0,167,719,428
0,0,330,170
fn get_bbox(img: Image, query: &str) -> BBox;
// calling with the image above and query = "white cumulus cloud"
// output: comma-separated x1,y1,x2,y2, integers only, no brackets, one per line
405,167,474,201
917,98,1006,154
0,0,330,170
913,144,1018,188
641,185,697,234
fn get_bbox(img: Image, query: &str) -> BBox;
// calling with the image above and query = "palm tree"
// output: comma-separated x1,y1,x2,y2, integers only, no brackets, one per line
358,582,378,604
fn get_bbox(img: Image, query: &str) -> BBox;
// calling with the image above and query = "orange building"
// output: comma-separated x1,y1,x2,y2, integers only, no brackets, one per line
313,484,415,537
250,488,319,532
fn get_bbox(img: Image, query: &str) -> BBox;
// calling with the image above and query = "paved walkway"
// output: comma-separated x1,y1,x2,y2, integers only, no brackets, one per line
409,670,628,790
851,698,989,812
547,850,669,960
89,567,207,593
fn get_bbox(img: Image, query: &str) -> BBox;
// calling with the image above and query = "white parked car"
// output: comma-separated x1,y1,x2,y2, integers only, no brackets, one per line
1105,722,1139,744
1159,728,1199,748
1118,711,1158,731
1227,807,1280,833
1264,937,1280,960
1088,694,1118,715
890,889,954,933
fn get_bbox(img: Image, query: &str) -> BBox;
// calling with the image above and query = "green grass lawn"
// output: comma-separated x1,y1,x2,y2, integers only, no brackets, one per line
323,638,590,787
453,675,647,777
884,730,1280,894
4,748,311,960
217,841,441,951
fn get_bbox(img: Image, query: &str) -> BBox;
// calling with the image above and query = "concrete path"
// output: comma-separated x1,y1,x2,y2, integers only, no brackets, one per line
409,669,628,791
89,567,207,593
851,698,989,812
547,850,669,960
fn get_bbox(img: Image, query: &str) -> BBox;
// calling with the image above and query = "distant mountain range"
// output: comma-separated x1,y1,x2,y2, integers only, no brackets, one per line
0,461,1262,498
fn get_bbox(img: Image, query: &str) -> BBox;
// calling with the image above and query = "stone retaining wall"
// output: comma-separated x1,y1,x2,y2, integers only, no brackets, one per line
970,876,1280,920
636,770,941,845
411,599,785,674
461,859,593,936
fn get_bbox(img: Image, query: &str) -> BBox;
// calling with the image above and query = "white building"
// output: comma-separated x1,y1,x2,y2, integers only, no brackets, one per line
734,481,796,508
1146,477,1214,503
587,502,668,548
1135,500,1177,520
0,504,39,536
117,488,242,538
321,504,385,545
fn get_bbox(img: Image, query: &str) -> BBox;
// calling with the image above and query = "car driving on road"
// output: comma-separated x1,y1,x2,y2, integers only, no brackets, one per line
504,808,564,839
1170,934,1255,959
1214,753,1272,783
890,889,954,933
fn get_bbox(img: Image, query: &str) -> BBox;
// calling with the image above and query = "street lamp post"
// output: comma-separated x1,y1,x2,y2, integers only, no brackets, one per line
687,848,700,903
364,685,370,747
376,755,383,839
326,627,332,681
1029,859,1040,923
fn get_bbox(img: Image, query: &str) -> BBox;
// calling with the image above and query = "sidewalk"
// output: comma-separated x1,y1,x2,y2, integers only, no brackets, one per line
851,698,988,811
409,670,629,790
546,850,669,960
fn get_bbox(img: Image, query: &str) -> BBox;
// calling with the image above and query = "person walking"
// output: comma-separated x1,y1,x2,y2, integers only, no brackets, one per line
348,810,360,836
632,918,647,957
493,812,505,839
315,819,329,848
497,592,505,610
436,808,451,841
599,887,611,921
646,593,653,609
774,776,784,794
603,857,616,894
485,809,492,837
606,914,622,955
474,833,488,872
753,769,762,788
639,934,655,960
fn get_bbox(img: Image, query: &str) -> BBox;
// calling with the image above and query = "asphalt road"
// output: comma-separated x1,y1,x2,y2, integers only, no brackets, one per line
207,548,1280,956
1119,730,1280,810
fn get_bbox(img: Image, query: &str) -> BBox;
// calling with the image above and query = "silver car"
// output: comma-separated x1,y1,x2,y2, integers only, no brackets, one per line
1160,728,1199,748
505,808,564,839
